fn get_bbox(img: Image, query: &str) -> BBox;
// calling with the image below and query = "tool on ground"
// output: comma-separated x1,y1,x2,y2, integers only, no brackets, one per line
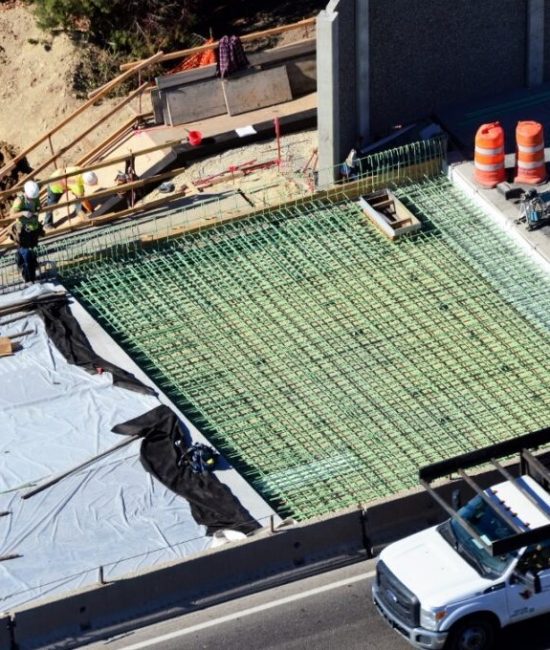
0,554,22,563
301,147,318,174
0,311,35,326
237,188,255,207
21,434,140,500
517,188,550,230
0,328,34,357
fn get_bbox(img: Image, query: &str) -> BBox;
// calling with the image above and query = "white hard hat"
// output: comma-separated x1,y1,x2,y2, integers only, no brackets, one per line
83,171,98,186
24,180,40,199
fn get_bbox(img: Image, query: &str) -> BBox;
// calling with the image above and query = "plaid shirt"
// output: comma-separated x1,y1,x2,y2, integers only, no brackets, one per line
217,35,249,78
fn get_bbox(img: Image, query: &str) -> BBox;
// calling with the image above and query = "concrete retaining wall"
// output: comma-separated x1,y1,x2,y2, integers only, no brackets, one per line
368,0,527,138
544,0,550,82
317,0,536,171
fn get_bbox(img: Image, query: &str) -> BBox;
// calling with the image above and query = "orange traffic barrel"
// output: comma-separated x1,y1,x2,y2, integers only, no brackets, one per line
474,122,506,188
515,121,546,185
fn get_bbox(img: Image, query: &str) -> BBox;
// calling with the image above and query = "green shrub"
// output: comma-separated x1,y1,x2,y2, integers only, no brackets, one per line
30,0,200,57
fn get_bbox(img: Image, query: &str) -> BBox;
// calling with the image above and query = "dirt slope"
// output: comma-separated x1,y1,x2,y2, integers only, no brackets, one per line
0,3,134,167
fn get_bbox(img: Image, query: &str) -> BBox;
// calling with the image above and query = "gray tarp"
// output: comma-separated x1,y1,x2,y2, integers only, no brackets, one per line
0,284,211,611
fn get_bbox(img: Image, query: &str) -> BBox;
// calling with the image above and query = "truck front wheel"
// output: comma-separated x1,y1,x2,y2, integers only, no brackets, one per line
446,615,497,650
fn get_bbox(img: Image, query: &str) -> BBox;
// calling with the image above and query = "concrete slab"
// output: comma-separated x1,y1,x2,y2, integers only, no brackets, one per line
448,156,550,271
165,78,226,125
105,92,316,157
223,66,292,116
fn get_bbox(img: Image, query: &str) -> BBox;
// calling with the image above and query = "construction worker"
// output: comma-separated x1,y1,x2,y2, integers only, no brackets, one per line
9,181,44,283
45,167,98,228
10,179,41,219
341,148,359,181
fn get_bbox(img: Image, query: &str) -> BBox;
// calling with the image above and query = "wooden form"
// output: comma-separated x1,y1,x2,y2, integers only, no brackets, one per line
0,186,191,250
119,18,316,71
76,112,152,166
358,189,421,240
0,159,440,249
139,160,439,246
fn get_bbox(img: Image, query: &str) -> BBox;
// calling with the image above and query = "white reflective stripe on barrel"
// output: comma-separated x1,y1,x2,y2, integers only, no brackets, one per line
475,161,504,171
517,142,544,153
517,159,546,169
475,145,504,156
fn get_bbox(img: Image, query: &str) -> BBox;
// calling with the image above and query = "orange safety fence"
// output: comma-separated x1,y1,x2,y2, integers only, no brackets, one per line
170,38,217,74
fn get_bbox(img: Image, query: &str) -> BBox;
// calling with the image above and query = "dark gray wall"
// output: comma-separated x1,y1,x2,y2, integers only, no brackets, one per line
545,0,550,82
368,0,528,138
334,0,358,159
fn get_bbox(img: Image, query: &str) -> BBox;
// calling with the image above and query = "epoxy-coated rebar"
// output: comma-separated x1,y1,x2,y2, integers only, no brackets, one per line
54,170,550,520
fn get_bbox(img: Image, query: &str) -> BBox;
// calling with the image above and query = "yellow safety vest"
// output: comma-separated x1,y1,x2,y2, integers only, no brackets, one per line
49,166,85,197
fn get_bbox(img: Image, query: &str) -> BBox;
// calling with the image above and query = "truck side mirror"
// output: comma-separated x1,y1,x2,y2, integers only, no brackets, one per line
512,570,541,594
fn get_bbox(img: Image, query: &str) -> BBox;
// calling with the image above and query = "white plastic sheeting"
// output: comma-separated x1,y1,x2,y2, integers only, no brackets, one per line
0,284,211,611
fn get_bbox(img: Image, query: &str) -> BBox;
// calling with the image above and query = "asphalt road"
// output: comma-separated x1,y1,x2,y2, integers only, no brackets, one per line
84,560,550,650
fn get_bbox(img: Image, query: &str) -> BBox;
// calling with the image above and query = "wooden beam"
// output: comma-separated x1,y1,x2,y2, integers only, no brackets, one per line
76,114,144,166
33,164,189,214
0,129,179,201
0,51,164,180
0,185,191,248
119,18,316,70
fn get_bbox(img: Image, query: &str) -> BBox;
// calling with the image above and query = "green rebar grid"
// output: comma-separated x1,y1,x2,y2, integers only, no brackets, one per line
57,171,550,521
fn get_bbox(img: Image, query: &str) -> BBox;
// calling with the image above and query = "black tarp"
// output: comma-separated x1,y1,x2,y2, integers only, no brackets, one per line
34,296,155,395
26,294,259,534
113,405,260,535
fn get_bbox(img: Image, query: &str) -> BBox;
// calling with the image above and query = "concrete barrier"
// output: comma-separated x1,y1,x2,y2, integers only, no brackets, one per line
11,508,368,649
0,615,13,649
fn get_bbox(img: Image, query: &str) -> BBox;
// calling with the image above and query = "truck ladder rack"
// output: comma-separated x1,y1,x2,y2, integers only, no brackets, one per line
419,426,550,556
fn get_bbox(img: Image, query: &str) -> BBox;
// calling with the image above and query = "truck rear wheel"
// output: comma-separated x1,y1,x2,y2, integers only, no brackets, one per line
446,616,496,650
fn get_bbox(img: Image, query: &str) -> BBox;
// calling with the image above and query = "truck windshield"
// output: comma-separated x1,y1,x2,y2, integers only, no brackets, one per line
438,495,517,579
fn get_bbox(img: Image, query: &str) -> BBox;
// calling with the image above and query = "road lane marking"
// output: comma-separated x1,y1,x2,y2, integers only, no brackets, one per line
120,569,377,649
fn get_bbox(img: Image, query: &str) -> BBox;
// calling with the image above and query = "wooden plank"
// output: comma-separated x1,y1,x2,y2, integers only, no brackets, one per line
0,338,13,357
76,114,148,165
8,82,151,194
0,134,179,201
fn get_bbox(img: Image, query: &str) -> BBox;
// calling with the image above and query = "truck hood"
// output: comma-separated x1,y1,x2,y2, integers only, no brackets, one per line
380,526,492,608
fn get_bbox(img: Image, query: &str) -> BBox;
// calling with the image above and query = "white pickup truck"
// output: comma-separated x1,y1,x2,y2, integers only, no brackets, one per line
372,428,550,650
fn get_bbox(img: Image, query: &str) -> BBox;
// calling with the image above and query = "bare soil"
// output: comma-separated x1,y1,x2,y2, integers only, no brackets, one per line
0,3,136,166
